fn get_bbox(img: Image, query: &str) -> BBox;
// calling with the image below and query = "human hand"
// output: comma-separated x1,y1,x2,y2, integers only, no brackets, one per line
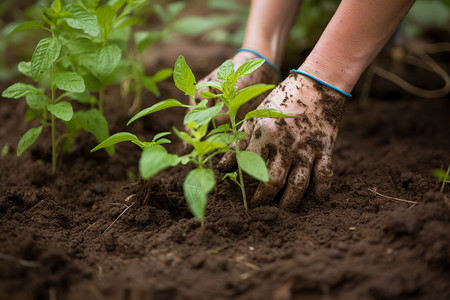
193,51,280,125
219,72,348,211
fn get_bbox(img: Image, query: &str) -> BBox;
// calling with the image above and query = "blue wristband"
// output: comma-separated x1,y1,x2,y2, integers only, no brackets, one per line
235,48,283,81
290,69,352,98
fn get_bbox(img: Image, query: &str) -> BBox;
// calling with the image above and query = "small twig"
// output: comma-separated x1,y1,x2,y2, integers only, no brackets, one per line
102,198,135,236
0,253,37,268
439,164,450,193
368,187,419,205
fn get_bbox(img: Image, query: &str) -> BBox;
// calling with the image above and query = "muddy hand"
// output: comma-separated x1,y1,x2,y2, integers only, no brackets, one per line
193,51,280,125
219,72,348,211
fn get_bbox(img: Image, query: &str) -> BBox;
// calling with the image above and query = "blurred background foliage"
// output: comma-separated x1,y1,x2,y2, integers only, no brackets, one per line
1,0,449,82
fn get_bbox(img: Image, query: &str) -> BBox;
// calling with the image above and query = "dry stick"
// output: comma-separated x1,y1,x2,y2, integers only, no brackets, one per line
440,164,450,193
368,187,418,205
102,201,135,236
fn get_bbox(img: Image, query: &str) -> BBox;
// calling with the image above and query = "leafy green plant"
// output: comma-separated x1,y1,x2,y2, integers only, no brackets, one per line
1,0,171,172
93,55,293,227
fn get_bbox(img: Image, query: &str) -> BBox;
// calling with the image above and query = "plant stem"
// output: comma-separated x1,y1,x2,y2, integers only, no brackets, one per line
51,84,57,173
231,116,248,210
99,89,104,113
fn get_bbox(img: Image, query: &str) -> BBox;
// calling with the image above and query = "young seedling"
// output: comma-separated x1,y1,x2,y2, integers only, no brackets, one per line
96,55,293,226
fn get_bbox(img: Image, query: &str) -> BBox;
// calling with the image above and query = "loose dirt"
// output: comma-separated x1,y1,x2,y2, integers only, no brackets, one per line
1,37,449,300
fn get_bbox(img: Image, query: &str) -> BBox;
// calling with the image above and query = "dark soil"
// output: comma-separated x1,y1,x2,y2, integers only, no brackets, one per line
1,36,450,300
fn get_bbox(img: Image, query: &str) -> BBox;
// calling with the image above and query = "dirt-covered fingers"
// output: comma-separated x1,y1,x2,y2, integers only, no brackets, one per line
312,154,333,201
278,155,314,211
251,151,291,208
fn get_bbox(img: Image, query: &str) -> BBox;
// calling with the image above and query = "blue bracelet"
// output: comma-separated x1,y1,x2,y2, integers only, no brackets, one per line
235,48,283,81
290,69,352,98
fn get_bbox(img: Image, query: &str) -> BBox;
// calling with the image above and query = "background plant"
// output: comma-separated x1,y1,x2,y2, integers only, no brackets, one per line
1,0,171,172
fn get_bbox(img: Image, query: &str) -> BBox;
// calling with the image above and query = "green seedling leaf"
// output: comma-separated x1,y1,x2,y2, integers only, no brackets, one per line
139,74,160,97
114,16,140,30
196,80,223,92
207,124,230,136
206,133,235,146
71,109,113,155
173,126,195,145
67,90,93,104
25,108,43,122
433,169,450,181
64,4,100,36
47,101,74,121
152,68,173,83
17,125,43,156
200,90,221,98
183,168,215,220
230,84,275,112
127,99,188,125
184,102,224,127
53,72,85,93
54,0,61,12
139,145,181,179
243,109,296,122
135,31,162,52
2,144,9,157
96,5,116,33
31,37,61,82
237,150,269,182
153,132,172,140
174,55,196,97
195,140,229,158
18,62,32,77
217,60,234,81
64,38,96,55
222,171,239,186
91,132,144,151
26,93,48,110
3,21,46,39
95,44,122,76
2,83,42,99
234,58,265,81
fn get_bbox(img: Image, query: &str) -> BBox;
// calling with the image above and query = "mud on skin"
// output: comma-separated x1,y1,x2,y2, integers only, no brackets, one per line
220,73,348,211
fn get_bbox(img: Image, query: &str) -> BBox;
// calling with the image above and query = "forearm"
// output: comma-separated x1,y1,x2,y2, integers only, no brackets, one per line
298,0,415,93
242,0,301,67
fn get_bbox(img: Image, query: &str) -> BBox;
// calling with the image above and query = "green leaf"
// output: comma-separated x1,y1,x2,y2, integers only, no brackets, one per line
64,5,100,36
47,101,74,121
91,132,144,152
127,99,188,125
26,93,48,110
196,80,223,92
1,144,9,157
234,58,265,81
18,62,32,77
230,84,275,112
134,31,162,52
139,74,160,97
25,108,43,122
206,133,234,145
67,90,93,104
200,90,221,98
3,21,46,39
17,125,43,156
217,60,234,81
53,72,85,93
153,132,171,141
184,102,224,127
31,37,61,82
114,16,140,30
139,145,181,179
2,83,41,99
222,171,239,186
433,169,450,181
73,109,114,156
183,168,215,220
237,150,269,182
152,68,173,83
173,55,196,97
64,37,96,55
96,5,116,34
54,0,61,12
243,109,296,122
95,44,122,76
207,124,230,136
